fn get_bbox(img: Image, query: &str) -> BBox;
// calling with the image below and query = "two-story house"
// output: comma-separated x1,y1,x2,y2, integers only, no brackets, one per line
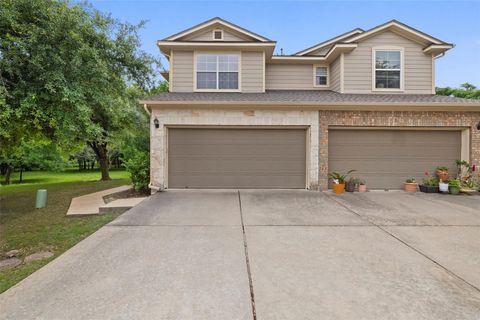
140,17,480,191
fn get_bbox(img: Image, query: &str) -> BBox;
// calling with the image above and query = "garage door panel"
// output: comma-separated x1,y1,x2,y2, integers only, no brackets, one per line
170,159,305,173
168,128,306,189
329,129,461,190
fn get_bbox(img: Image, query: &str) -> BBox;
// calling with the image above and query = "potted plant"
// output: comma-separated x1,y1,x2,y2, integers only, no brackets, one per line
435,166,449,183
357,179,367,193
345,177,356,192
404,178,417,193
448,178,461,195
419,176,439,193
329,170,356,194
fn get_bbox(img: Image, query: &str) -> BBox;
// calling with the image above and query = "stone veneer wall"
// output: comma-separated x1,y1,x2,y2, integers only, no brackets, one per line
318,111,480,190
150,108,319,190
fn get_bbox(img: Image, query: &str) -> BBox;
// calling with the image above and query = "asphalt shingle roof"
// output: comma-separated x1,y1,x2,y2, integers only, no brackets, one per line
142,90,479,105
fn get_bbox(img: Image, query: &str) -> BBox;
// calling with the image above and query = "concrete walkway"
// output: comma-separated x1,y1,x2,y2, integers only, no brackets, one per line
66,185,146,216
1,190,479,319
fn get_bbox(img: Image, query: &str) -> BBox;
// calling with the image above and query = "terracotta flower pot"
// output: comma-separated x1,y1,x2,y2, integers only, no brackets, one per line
436,170,449,183
358,184,367,192
332,183,345,194
404,183,417,193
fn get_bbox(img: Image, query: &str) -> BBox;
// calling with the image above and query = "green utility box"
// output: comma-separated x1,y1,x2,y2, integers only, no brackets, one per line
35,189,47,209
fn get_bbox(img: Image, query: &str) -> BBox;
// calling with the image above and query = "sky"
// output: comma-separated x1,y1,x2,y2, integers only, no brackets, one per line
90,0,480,88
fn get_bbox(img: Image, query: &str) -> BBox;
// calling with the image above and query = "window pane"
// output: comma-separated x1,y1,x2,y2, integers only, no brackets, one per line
376,50,401,69
219,72,238,89
197,72,217,89
316,67,327,76
316,76,327,86
375,70,400,89
197,55,217,72
219,55,238,72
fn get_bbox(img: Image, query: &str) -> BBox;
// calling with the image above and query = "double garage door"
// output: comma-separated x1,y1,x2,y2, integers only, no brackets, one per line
167,127,461,189
168,128,307,188
329,129,461,189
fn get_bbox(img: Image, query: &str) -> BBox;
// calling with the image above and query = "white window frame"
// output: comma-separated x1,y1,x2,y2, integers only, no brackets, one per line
313,65,329,87
194,51,242,92
372,47,404,92
212,29,224,41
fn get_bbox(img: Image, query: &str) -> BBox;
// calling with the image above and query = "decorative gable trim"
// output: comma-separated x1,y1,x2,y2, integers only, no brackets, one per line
163,17,271,42
344,20,449,46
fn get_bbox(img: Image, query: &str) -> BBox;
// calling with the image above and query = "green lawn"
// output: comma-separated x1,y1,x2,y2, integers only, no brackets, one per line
0,169,131,293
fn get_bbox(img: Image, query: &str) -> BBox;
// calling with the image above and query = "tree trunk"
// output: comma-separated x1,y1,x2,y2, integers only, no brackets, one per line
83,160,87,170
4,166,12,184
88,142,110,181
19,167,24,183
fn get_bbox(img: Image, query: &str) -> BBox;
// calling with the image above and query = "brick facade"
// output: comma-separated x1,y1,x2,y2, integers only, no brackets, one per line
149,108,480,191
318,111,480,190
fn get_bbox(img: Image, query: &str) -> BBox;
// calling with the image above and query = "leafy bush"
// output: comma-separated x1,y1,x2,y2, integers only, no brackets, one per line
124,152,150,193
422,177,439,187
328,170,356,184
448,179,461,188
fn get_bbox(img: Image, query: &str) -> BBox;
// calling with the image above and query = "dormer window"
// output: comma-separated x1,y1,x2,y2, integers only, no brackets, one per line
373,48,403,90
196,54,239,90
213,29,223,40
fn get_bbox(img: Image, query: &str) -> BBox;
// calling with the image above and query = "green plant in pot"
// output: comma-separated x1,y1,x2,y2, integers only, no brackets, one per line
345,177,356,192
356,179,367,192
435,166,449,183
419,172,439,193
329,170,356,194
448,179,461,195
404,177,417,193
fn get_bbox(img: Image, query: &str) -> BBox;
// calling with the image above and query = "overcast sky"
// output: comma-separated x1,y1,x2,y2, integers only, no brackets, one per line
90,0,480,88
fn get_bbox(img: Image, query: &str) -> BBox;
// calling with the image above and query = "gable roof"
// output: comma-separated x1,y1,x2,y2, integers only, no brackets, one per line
295,20,453,57
295,28,364,56
162,17,272,42
344,20,452,46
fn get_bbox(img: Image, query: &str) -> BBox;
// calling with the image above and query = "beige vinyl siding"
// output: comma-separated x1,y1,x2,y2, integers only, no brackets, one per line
329,57,341,92
266,64,322,90
343,31,433,94
183,28,250,41
242,51,264,92
171,50,194,92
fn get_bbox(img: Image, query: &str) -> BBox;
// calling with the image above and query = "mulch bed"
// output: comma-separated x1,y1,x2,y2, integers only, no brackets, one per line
103,188,150,204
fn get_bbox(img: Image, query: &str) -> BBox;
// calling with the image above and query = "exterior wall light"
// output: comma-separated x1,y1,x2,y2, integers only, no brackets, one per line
154,117,160,129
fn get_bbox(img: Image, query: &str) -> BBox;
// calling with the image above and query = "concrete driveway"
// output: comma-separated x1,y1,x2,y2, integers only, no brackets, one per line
1,190,479,319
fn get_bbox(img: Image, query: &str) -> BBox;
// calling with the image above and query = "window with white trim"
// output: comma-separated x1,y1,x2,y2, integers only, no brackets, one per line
196,54,239,90
315,66,328,86
374,50,401,89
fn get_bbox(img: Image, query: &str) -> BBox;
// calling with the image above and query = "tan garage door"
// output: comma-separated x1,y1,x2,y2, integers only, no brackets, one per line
328,129,462,190
168,128,306,188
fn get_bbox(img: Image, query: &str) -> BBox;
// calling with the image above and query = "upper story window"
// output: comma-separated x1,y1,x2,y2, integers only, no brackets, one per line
196,54,239,90
374,49,403,90
213,29,223,40
314,66,329,87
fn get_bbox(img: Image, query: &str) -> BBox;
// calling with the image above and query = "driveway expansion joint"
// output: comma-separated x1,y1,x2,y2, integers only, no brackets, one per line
238,190,257,320
324,192,480,294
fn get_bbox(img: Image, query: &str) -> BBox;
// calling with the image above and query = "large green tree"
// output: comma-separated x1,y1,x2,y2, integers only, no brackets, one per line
436,82,480,100
0,0,159,180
